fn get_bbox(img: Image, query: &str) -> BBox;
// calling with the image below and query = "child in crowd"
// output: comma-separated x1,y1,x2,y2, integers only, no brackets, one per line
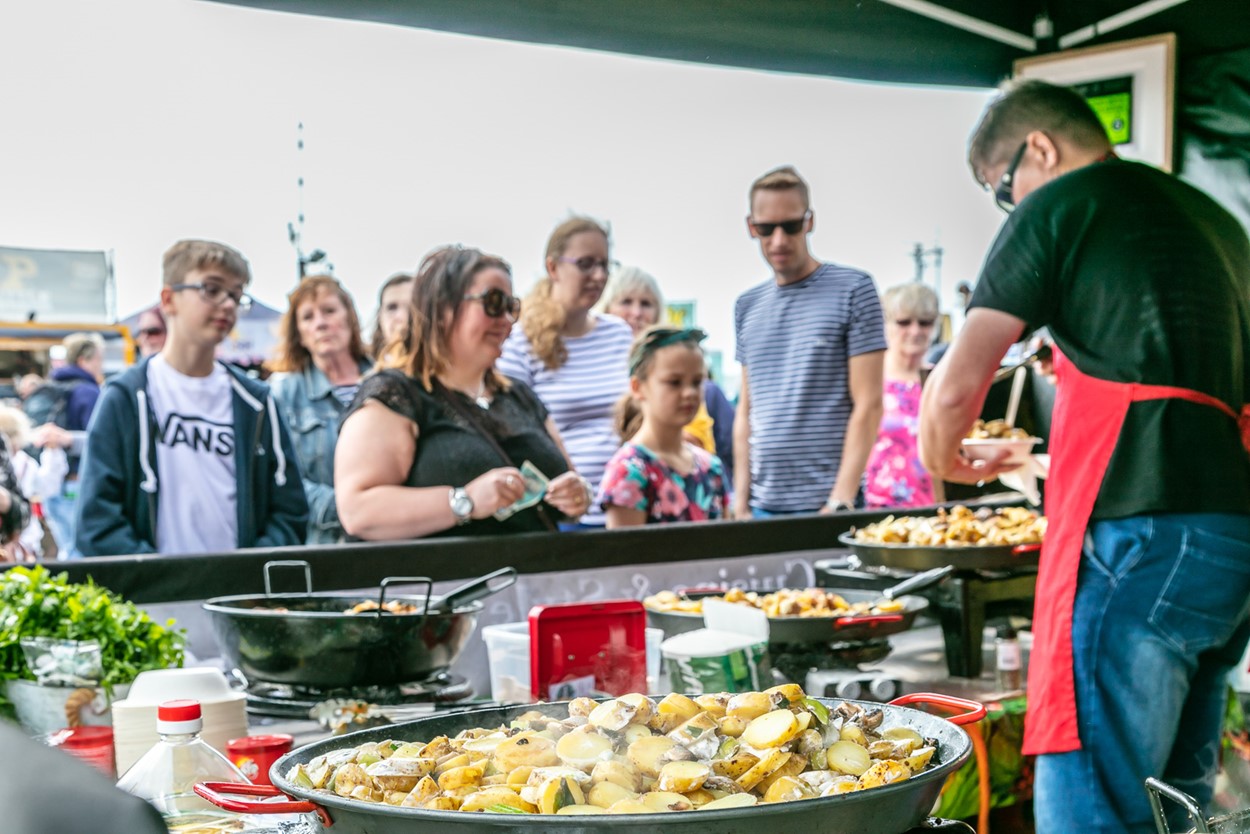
75,239,308,556
598,326,727,526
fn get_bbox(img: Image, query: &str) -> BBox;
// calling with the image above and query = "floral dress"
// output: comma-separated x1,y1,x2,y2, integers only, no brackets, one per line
863,379,935,508
598,442,726,523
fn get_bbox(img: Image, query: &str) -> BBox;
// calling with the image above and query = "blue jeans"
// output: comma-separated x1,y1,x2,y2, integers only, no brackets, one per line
1034,513,1250,834
44,490,81,560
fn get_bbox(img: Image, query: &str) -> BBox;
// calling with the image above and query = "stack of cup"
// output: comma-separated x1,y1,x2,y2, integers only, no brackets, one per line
111,668,247,776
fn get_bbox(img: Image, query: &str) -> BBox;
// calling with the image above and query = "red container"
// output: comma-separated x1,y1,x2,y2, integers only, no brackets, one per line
47,726,115,777
227,734,293,786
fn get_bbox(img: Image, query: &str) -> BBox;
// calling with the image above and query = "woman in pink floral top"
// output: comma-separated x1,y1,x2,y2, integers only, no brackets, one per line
864,284,944,509
599,326,727,526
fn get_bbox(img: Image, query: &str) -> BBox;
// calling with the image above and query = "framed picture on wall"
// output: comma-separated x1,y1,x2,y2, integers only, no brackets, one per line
1014,33,1176,171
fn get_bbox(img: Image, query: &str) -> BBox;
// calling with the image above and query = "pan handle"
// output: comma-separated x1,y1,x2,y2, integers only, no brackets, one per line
1012,542,1043,556
428,567,518,614
1145,776,1209,833
889,692,987,725
883,564,955,600
193,781,333,827
263,560,313,597
833,614,904,630
378,576,434,618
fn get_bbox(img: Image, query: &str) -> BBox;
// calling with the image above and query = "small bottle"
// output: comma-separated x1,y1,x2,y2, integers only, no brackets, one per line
995,626,1024,692
116,699,250,827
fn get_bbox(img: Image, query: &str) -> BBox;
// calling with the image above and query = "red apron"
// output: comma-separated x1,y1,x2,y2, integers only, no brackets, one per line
1023,349,1250,755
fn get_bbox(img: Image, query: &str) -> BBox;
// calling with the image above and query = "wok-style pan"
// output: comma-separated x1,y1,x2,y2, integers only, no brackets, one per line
645,588,930,644
838,532,1042,572
197,692,985,834
204,562,517,689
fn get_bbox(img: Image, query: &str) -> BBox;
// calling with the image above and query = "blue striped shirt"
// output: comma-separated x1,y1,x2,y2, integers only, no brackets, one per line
734,263,886,512
498,314,633,526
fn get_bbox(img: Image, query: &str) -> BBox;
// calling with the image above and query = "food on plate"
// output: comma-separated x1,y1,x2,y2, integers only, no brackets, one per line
852,505,1045,547
965,419,1032,440
285,687,936,814
643,587,904,618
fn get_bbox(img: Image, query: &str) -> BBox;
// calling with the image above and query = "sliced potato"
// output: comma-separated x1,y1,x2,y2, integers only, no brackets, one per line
698,792,759,810
735,749,790,791
537,776,585,815
421,795,461,811
826,740,873,776
822,778,861,796
718,714,750,738
858,759,911,789
710,752,759,781
399,775,439,807
656,760,711,793
742,709,801,749
505,765,535,789
587,780,639,809
726,691,772,721
331,763,369,798
591,759,642,792
656,693,701,721
756,753,807,795
494,732,559,772
605,798,655,814
882,726,925,746
557,804,609,815
459,786,536,813
462,732,509,755
555,727,614,770
626,734,676,777
765,683,805,703
683,787,716,806
437,764,484,792
366,757,434,792
434,752,470,774
588,698,638,732
617,693,656,724
641,790,693,812
840,723,868,746
905,746,936,772
763,775,814,804
693,693,730,718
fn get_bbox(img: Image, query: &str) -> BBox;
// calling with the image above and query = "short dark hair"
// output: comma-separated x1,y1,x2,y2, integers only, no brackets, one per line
968,79,1111,184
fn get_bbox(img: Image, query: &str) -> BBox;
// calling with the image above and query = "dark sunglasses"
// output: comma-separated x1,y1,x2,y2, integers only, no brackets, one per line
895,318,936,328
464,287,522,320
993,142,1027,212
747,210,811,237
557,255,618,275
135,327,165,338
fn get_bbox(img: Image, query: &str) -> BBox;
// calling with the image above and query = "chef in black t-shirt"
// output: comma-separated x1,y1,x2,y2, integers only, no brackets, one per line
920,80,1250,834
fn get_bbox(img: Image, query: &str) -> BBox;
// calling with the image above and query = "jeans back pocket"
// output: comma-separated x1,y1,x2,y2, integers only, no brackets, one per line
1149,522,1250,656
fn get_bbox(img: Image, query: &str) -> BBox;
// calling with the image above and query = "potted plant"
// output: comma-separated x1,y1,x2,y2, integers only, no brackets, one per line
0,565,184,730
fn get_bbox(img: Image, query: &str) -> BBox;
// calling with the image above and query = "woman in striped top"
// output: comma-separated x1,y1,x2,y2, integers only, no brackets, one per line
498,217,633,527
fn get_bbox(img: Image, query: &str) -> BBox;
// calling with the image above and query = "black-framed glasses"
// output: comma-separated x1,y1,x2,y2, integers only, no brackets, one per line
747,210,811,237
895,318,936,328
135,326,165,339
993,142,1027,213
171,282,253,312
464,287,522,320
557,256,617,276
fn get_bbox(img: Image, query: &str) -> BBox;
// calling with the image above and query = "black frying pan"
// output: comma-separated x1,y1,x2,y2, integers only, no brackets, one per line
838,532,1042,572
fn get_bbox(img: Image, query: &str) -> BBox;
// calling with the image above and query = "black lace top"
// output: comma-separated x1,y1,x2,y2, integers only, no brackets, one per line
344,370,570,536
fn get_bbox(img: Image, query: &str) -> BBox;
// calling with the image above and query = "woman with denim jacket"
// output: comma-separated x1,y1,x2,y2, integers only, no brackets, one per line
269,276,373,544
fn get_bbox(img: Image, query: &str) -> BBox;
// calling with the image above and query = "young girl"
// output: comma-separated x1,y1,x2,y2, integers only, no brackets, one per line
598,326,727,527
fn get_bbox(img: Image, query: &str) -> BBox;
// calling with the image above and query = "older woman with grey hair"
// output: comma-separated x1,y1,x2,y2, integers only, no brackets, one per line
863,283,943,508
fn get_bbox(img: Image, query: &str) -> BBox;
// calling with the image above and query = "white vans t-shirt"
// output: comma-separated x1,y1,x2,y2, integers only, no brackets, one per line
146,355,239,554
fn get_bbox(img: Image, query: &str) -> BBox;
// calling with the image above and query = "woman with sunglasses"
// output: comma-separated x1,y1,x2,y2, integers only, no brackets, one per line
335,246,592,539
497,217,633,528
269,275,373,544
863,283,943,508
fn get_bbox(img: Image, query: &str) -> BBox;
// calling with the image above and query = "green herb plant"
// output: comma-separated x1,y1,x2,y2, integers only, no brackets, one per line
0,565,185,718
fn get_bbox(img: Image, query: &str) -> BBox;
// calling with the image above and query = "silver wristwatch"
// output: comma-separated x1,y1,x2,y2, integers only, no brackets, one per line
825,499,853,512
449,487,474,525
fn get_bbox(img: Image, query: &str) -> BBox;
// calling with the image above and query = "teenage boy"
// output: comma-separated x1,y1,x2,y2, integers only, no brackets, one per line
76,240,307,556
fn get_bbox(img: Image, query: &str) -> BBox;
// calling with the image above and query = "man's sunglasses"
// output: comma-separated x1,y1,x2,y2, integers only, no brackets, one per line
895,318,936,328
135,327,165,338
993,142,1027,213
747,210,811,237
464,288,522,320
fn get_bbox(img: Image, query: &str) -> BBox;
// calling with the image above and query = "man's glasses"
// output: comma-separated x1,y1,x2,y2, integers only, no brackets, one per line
557,256,617,276
895,318,936,328
171,282,253,312
464,287,522,320
747,210,811,237
993,142,1027,213
135,327,165,339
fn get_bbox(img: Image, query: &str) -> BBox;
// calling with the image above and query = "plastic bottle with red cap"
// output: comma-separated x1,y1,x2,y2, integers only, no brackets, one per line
116,699,250,826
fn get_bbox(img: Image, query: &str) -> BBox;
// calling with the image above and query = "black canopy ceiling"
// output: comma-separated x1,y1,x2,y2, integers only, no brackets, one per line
205,0,1249,87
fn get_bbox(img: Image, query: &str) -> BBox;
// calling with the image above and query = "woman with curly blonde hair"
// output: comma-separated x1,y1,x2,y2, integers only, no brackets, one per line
497,217,633,527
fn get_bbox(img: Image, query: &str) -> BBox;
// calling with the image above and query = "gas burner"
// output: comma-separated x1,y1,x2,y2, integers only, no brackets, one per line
243,673,474,718
769,638,893,684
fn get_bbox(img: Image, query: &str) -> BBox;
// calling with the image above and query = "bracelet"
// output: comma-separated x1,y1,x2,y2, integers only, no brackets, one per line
579,476,594,505
825,499,853,512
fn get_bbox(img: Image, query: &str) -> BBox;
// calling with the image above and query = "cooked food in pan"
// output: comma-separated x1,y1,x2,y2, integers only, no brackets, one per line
643,588,905,618
285,686,936,814
966,419,1032,440
344,600,423,615
852,505,1045,547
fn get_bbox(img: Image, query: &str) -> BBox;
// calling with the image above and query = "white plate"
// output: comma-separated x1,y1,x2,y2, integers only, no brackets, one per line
961,437,1040,468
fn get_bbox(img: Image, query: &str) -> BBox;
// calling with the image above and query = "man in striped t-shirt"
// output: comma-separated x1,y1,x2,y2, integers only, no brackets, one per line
732,166,886,517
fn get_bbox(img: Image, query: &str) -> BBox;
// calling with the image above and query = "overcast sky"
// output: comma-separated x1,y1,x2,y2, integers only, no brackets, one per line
1,0,1005,388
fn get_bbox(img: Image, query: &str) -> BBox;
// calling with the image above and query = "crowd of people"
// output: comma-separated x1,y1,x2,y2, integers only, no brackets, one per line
0,79,1246,834
0,160,951,559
